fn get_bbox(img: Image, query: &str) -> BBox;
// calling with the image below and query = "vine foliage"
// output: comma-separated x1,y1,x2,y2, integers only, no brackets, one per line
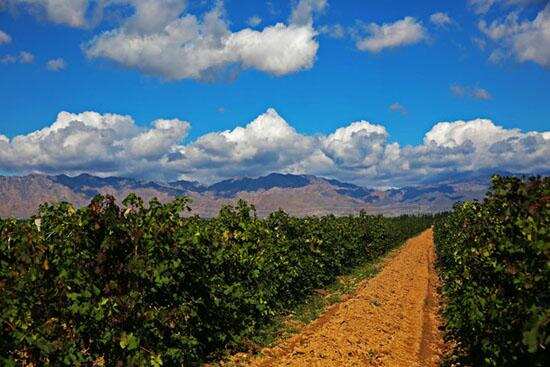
434,176,549,366
1,194,432,365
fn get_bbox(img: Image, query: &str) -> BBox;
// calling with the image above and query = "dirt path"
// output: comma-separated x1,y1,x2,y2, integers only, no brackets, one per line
245,229,444,367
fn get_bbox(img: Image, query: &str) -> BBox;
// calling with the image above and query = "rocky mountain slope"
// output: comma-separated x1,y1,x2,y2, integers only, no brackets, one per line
0,171,510,218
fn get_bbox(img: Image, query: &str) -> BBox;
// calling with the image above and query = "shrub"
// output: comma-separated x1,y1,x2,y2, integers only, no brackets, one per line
1,195,432,366
434,176,549,366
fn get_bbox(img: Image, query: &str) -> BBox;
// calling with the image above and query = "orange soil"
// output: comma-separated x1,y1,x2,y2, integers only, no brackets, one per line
242,229,445,367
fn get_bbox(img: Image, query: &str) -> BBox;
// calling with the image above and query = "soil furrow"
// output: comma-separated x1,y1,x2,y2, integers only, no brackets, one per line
245,229,444,367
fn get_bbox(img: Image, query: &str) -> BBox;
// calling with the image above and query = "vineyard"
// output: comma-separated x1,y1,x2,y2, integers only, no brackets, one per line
0,194,432,366
434,176,549,366
2,175,548,366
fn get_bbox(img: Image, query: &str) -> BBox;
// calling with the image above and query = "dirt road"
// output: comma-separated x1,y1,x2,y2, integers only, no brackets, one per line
246,229,444,367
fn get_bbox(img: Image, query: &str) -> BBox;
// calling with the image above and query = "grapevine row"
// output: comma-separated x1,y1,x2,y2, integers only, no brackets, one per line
1,195,432,366
434,176,549,366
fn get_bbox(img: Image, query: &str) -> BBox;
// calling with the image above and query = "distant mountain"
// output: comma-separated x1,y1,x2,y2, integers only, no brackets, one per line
51,174,177,196
0,174,88,218
0,170,524,218
168,179,207,193
376,181,487,213
418,168,549,186
207,173,312,197
49,173,186,201
218,177,371,217
206,173,376,199
0,174,190,218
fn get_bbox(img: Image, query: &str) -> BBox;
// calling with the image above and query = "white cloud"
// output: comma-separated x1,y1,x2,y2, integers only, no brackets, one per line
247,15,262,27
0,54,17,64
170,108,316,181
5,0,90,27
477,3,550,67
1,108,547,187
413,119,549,174
450,84,492,100
430,12,455,28
0,51,35,64
355,17,427,52
472,88,492,100
472,36,487,50
228,23,319,76
479,13,522,40
488,48,508,63
424,119,516,148
319,23,345,38
84,0,325,81
119,0,187,33
468,0,543,14
127,118,190,160
389,102,407,115
290,0,327,26
0,111,190,180
321,121,388,169
19,51,34,63
46,57,66,71
469,0,497,14
0,29,11,44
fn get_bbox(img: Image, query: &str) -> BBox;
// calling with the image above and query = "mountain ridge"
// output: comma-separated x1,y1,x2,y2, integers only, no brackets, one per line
0,171,531,218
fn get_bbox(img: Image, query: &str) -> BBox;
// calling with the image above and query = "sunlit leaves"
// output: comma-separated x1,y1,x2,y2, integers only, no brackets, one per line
434,176,549,366
0,194,432,365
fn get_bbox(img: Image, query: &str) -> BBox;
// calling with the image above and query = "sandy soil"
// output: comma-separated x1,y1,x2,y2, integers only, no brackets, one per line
242,229,445,367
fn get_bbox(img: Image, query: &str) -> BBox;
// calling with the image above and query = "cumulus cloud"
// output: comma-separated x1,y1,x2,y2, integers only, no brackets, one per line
1,108,548,187
84,0,325,81
450,84,492,100
478,4,550,67
169,108,316,181
430,12,455,28
0,29,11,44
46,57,66,71
424,119,516,148
0,111,190,180
321,121,389,169
4,0,91,27
413,119,549,174
354,16,427,52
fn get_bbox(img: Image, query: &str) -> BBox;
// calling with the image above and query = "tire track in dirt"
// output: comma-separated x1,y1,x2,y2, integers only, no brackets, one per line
244,229,444,367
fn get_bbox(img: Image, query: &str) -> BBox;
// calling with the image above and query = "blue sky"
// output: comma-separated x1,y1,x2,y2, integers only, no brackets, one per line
0,0,548,186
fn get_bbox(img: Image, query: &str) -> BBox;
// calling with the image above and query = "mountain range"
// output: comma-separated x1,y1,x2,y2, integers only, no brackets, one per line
0,171,528,218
